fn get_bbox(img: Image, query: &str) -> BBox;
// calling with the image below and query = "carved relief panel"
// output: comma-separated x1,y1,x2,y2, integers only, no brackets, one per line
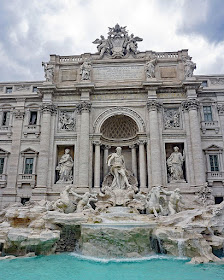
58,110,75,131
163,108,181,129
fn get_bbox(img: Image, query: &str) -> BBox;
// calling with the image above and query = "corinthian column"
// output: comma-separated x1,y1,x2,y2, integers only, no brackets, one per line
6,108,24,194
77,101,91,187
182,98,205,185
36,103,57,189
103,145,110,177
129,144,137,177
93,140,101,188
138,140,147,188
147,100,162,186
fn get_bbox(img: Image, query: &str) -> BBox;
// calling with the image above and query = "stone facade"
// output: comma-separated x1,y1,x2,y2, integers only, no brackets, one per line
1,24,224,208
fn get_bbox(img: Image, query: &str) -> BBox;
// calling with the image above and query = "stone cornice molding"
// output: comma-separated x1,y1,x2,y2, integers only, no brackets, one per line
147,99,162,112
40,104,57,114
181,99,199,111
217,104,224,115
38,86,56,96
76,101,92,114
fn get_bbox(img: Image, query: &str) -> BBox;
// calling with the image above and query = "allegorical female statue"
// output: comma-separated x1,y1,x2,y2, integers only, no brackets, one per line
56,149,74,183
167,146,185,182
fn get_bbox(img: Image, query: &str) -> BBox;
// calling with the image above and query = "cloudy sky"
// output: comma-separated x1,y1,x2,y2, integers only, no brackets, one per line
1,0,224,82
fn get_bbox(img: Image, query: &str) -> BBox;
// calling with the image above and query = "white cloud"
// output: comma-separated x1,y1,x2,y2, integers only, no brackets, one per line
0,0,224,81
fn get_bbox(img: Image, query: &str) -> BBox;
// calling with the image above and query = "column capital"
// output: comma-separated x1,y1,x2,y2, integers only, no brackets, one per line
92,140,101,146
13,109,25,119
129,144,137,149
41,104,57,114
147,99,162,112
137,139,147,145
181,98,199,111
76,101,92,114
103,144,111,150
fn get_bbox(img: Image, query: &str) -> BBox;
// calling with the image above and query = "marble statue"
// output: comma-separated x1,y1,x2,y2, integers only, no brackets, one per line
146,58,157,79
167,146,185,182
42,62,54,82
92,35,110,58
184,57,196,78
80,61,91,80
161,188,183,215
52,185,74,213
93,24,142,58
56,149,74,183
145,186,165,217
125,33,142,55
70,189,98,213
107,147,132,189
197,183,215,206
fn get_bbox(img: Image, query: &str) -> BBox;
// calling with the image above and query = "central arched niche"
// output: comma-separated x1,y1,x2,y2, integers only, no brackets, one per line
100,115,138,140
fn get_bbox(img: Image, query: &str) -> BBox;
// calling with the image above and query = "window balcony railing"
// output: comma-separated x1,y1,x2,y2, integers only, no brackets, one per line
207,171,224,185
201,121,219,134
23,124,40,138
17,174,36,188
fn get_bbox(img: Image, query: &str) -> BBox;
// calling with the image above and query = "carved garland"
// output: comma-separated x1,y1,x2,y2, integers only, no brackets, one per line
93,107,146,133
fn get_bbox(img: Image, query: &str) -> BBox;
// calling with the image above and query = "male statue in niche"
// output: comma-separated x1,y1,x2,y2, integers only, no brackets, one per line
56,149,74,183
107,147,132,189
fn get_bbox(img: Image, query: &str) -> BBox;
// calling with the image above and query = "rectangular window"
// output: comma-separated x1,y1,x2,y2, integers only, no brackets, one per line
203,106,213,121
209,155,219,171
29,111,37,125
6,87,12,93
2,111,10,126
24,158,34,174
0,158,4,174
201,80,208,87
32,87,38,93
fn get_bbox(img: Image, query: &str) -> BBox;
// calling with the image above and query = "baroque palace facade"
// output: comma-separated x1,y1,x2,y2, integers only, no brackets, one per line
0,24,224,208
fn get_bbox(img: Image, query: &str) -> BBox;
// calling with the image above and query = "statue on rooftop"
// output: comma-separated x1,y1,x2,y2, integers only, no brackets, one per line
93,24,143,59
184,57,196,78
80,60,92,81
145,58,157,79
42,62,54,83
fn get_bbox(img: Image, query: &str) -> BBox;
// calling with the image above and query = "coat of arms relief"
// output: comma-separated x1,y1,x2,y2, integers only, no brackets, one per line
92,24,143,59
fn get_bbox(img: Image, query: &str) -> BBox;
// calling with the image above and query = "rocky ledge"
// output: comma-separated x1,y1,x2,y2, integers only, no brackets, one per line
0,200,224,264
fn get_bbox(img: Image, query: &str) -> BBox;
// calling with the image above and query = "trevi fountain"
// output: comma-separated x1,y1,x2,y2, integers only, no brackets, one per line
1,24,224,279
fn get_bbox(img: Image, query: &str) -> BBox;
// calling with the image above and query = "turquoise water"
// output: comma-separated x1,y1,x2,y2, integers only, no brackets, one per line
0,253,224,280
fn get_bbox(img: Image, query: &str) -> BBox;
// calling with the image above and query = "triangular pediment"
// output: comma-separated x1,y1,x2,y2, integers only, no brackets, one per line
21,147,38,154
0,148,10,154
204,144,223,151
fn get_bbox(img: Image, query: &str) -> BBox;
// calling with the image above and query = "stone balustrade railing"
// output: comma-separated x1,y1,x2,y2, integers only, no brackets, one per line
59,56,83,63
155,52,178,59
